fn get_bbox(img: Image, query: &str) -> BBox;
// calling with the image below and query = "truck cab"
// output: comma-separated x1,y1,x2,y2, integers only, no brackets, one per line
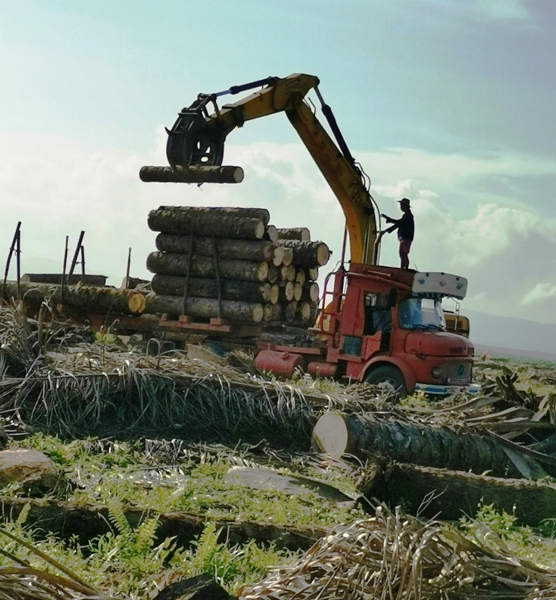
314,264,479,396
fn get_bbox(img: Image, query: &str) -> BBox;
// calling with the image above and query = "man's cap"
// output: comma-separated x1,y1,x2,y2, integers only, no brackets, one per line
398,197,411,205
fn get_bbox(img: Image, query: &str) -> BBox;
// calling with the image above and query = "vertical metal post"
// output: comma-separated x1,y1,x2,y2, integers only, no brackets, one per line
182,233,194,316
340,224,348,268
68,230,85,278
124,247,132,289
2,222,22,301
61,236,69,301
212,236,222,320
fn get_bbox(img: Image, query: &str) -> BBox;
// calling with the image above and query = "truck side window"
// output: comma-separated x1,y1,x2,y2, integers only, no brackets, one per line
364,293,392,336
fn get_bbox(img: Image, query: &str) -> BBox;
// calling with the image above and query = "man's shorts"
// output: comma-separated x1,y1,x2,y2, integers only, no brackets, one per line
399,238,412,255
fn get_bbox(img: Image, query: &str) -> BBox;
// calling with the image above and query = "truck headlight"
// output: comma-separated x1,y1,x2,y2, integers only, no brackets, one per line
431,367,443,379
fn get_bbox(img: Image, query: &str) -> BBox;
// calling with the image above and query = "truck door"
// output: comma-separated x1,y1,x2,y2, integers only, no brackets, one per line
363,292,392,355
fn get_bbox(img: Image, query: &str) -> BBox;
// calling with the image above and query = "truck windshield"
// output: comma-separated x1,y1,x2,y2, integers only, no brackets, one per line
398,297,445,331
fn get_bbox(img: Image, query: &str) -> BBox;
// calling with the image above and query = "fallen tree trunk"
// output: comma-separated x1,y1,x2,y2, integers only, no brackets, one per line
143,293,264,322
146,252,269,282
363,462,556,527
155,234,282,265
139,165,244,184
2,281,146,315
151,274,278,304
312,412,546,479
0,496,325,551
276,227,311,241
148,207,266,239
277,240,330,268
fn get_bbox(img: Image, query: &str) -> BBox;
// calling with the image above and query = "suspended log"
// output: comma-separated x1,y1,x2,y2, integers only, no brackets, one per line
146,252,269,282
276,227,311,241
279,281,295,302
139,165,244,184
264,225,279,243
301,282,320,303
277,240,330,268
155,234,278,264
21,273,108,286
281,248,294,267
151,274,277,304
312,412,545,479
280,264,296,282
363,462,556,528
148,207,266,239
143,293,264,323
2,282,145,315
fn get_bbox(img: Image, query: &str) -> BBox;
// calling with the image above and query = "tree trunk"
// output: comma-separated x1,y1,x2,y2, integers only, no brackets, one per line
21,273,108,286
151,274,277,303
264,225,279,243
277,240,330,268
297,302,315,322
2,282,145,315
146,252,269,282
281,247,293,267
301,282,320,303
267,265,279,283
155,234,277,263
143,293,264,323
311,412,544,479
148,207,266,239
284,301,298,323
139,165,244,185
295,269,306,286
280,264,296,282
276,227,311,241
363,462,556,528
279,281,295,302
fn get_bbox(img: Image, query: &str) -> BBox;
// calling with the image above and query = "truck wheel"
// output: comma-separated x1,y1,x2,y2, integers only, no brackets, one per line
365,366,407,398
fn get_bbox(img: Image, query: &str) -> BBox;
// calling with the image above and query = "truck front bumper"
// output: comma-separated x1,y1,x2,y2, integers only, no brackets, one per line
414,382,481,395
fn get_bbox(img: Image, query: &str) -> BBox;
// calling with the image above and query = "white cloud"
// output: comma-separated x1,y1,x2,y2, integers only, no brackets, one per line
421,0,535,25
522,282,556,306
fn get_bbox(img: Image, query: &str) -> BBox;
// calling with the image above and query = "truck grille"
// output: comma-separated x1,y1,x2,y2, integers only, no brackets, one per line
443,361,471,383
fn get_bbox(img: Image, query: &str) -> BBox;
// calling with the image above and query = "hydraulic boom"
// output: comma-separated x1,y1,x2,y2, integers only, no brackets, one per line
164,74,379,265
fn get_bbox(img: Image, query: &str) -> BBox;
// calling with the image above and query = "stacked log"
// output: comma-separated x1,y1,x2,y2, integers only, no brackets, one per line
146,206,329,327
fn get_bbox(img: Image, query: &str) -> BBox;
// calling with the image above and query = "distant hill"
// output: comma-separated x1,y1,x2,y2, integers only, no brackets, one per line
464,309,556,361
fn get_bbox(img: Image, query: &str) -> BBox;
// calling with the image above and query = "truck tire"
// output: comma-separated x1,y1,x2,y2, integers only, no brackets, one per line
365,365,407,399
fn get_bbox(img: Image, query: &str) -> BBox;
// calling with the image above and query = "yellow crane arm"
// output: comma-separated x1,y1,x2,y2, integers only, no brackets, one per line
166,73,378,265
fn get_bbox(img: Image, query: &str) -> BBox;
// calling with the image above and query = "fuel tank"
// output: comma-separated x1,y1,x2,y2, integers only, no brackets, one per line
404,331,473,357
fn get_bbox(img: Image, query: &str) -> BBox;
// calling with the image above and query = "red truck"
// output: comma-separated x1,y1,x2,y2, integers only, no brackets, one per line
145,73,479,396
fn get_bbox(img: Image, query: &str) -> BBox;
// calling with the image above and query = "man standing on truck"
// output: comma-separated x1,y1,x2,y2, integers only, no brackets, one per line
382,198,414,269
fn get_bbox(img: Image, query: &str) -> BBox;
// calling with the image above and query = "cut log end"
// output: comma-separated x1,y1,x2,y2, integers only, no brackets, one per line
312,412,349,456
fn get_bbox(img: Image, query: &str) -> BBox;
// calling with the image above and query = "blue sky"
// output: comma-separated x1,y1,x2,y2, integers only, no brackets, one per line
1,0,555,331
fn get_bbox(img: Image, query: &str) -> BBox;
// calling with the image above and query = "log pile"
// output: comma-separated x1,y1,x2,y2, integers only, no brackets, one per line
145,206,329,326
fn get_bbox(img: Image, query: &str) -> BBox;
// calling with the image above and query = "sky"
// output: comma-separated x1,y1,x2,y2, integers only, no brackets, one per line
1,0,555,334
